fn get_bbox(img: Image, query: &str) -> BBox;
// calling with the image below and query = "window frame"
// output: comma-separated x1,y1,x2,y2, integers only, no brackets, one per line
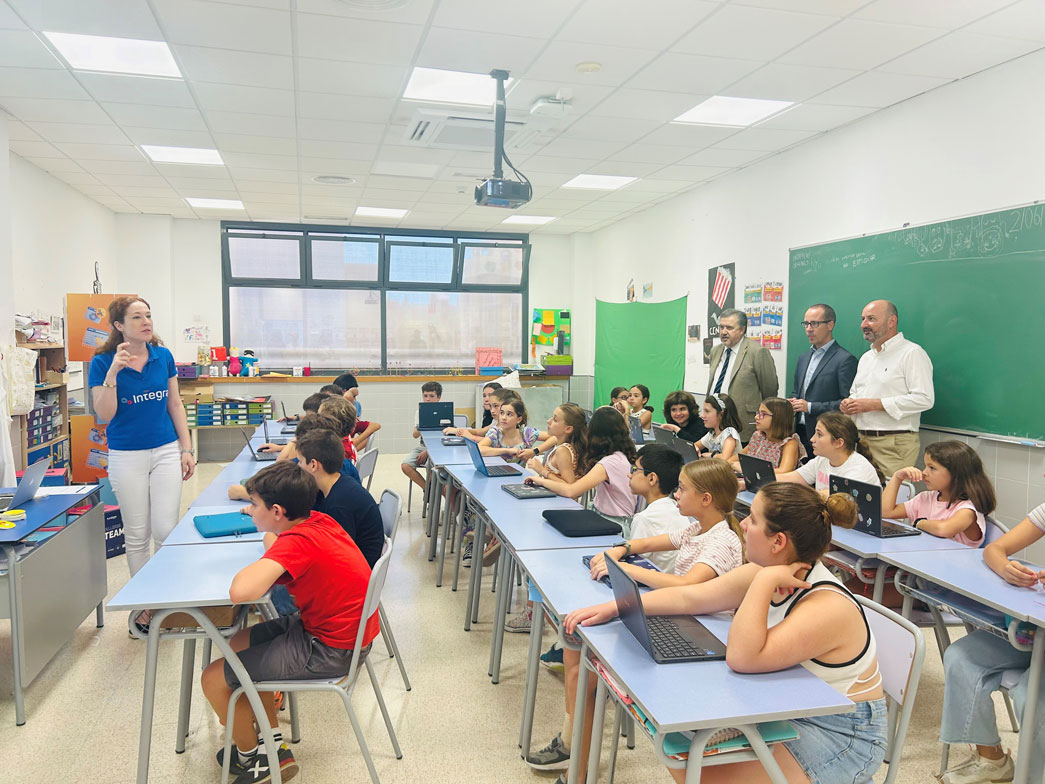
221,221,530,372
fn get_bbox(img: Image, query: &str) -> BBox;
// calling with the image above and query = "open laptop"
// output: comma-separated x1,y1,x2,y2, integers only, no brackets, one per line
280,402,297,434
502,482,556,499
419,401,454,430
738,453,776,493
829,475,920,538
627,414,645,445
606,557,725,663
0,457,51,511
652,426,700,463
262,419,289,446
242,431,278,462
464,436,521,477
653,426,676,447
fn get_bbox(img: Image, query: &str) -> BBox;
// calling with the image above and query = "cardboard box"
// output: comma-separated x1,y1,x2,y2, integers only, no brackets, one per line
45,369,70,385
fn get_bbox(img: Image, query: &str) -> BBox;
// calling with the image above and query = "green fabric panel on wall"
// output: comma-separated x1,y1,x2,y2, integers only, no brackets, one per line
594,297,687,416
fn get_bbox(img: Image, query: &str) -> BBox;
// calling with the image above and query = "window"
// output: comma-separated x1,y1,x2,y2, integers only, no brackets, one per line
222,222,529,371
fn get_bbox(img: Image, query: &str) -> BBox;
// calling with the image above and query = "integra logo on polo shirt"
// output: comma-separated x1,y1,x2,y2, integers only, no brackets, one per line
120,389,169,406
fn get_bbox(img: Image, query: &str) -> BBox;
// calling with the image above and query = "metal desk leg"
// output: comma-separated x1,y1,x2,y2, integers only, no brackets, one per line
96,601,105,628
175,638,197,753
872,563,887,605
1013,630,1044,784
5,544,25,726
567,644,590,784
436,477,459,587
451,496,469,592
490,549,513,682
137,610,169,783
465,516,485,631
585,678,608,784
427,469,443,561
519,601,545,752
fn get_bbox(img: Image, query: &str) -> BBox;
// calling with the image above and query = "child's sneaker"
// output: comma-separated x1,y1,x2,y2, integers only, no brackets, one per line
504,608,532,633
219,743,299,783
525,733,570,770
461,540,473,567
540,643,564,672
941,750,1014,784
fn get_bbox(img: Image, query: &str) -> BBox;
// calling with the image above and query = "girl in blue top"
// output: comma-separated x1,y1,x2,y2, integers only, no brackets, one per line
89,297,194,604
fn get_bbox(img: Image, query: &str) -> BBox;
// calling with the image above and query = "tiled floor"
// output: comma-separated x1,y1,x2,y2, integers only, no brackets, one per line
0,454,1020,783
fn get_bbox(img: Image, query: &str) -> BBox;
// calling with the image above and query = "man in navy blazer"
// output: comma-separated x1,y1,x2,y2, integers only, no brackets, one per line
788,304,857,456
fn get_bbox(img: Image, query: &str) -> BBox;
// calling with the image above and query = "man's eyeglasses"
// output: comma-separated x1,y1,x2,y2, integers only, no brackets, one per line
801,320,831,329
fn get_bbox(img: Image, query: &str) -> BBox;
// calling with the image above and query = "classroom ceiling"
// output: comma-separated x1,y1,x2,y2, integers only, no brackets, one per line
1,0,1043,234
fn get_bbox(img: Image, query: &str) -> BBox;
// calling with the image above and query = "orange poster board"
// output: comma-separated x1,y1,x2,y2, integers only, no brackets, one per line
66,293,132,362
71,414,109,483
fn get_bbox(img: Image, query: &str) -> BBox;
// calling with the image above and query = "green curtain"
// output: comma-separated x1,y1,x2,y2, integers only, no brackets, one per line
594,297,686,417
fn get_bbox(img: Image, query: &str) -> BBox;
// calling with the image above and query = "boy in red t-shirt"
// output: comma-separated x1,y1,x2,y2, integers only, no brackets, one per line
201,461,378,784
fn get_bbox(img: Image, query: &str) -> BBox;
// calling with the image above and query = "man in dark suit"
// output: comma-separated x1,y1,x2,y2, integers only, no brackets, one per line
707,309,778,443
788,303,857,456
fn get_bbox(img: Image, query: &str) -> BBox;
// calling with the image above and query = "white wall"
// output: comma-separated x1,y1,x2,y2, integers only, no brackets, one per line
570,47,1045,531
0,117,12,346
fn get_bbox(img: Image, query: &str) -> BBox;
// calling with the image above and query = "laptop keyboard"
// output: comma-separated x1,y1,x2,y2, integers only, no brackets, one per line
647,616,715,658
487,465,517,476
881,520,917,537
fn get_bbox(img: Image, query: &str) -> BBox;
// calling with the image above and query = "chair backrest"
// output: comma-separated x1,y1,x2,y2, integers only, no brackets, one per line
347,535,394,678
453,413,469,428
854,594,925,784
378,489,403,546
984,515,1009,545
362,432,376,453
356,448,378,487
895,480,916,506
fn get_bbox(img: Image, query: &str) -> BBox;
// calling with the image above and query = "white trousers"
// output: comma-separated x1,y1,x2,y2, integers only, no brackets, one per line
107,441,183,576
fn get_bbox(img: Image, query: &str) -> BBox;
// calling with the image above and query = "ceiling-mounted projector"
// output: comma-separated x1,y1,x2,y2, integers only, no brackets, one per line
475,69,531,209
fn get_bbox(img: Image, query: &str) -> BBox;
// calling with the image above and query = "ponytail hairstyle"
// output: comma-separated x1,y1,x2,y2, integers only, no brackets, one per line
95,296,163,355
704,392,743,433
556,402,588,451
816,411,886,486
583,406,637,473
924,441,997,515
761,397,796,441
680,459,745,557
491,388,521,407
629,384,651,406
662,390,699,426
757,482,858,564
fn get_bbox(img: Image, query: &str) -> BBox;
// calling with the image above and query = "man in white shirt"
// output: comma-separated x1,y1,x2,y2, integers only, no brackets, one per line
841,300,934,478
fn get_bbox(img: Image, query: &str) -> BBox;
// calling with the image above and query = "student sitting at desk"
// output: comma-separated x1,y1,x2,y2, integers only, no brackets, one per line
777,412,884,497
694,393,742,461
526,403,587,484
730,397,806,473
659,390,708,443
610,386,632,415
443,383,507,442
401,381,442,492
262,391,332,451
479,396,541,462
566,482,886,784
628,384,655,430
202,461,378,784
937,499,1045,784
318,395,358,464
881,440,996,546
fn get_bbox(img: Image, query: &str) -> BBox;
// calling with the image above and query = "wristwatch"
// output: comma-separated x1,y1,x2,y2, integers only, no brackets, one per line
533,445,540,455
611,541,631,558
181,447,195,456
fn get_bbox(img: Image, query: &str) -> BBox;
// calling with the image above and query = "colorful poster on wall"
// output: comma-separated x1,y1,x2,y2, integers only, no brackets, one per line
66,293,133,361
71,415,109,483
763,281,784,301
530,308,571,358
707,263,735,339
744,283,763,303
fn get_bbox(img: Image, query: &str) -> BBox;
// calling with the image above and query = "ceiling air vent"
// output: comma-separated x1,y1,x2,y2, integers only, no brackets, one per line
404,109,547,152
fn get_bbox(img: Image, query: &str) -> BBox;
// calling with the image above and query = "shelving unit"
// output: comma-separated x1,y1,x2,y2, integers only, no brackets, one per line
14,342,70,472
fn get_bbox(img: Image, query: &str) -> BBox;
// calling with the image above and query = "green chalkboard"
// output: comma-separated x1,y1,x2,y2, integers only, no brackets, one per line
788,203,1045,440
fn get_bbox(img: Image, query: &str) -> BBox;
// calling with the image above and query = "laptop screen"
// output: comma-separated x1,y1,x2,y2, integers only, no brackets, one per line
464,436,491,476
830,475,881,532
605,557,655,657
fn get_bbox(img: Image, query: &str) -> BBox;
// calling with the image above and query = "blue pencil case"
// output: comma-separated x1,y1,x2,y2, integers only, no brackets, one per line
193,512,257,538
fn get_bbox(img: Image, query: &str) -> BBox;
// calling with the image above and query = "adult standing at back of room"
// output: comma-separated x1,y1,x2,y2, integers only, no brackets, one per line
788,303,858,457
705,308,778,442
841,299,934,479
89,297,195,629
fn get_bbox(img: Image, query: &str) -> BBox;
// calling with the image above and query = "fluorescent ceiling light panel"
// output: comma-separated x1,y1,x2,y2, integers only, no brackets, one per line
43,32,181,78
562,174,637,190
673,96,793,127
141,145,223,165
403,67,511,106
356,206,408,219
502,215,556,225
186,197,244,210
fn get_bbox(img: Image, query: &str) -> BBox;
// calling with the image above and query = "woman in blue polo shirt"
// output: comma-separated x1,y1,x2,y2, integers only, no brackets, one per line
90,297,195,594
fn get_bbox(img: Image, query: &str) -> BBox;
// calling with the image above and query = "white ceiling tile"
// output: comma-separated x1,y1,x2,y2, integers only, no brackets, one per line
646,163,727,181
194,83,296,117
8,0,163,38
0,96,110,123
26,121,130,144
214,133,297,156
227,167,299,183
606,142,692,165
535,136,627,159
583,160,665,177
813,70,951,107
626,178,691,192
877,32,1040,79
559,115,662,143
7,119,41,141
780,19,945,70
559,0,717,49
152,0,292,55
297,58,407,99
103,102,208,130
295,0,435,24
588,88,710,122
76,183,120,195
173,45,294,90
297,91,397,123
524,41,655,87
94,173,170,188
77,72,197,107
589,189,666,204
299,156,374,175
55,142,146,161
715,126,818,151
49,170,99,184
80,159,156,175
0,30,63,68
10,139,62,157
0,66,88,99
164,177,237,193
674,4,836,61
679,146,772,167
523,155,602,174
725,63,860,102
109,185,181,198
234,180,300,194
121,127,216,147
154,161,231,178
433,0,583,39
639,122,739,148
967,0,1045,42
730,0,867,13
627,52,761,94
296,13,424,66
298,139,380,160
417,27,545,75
757,102,874,131
205,111,296,137
0,3,27,29
297,118,385,144
365,174,438,191
222,151,299,170
853,0,1013,28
